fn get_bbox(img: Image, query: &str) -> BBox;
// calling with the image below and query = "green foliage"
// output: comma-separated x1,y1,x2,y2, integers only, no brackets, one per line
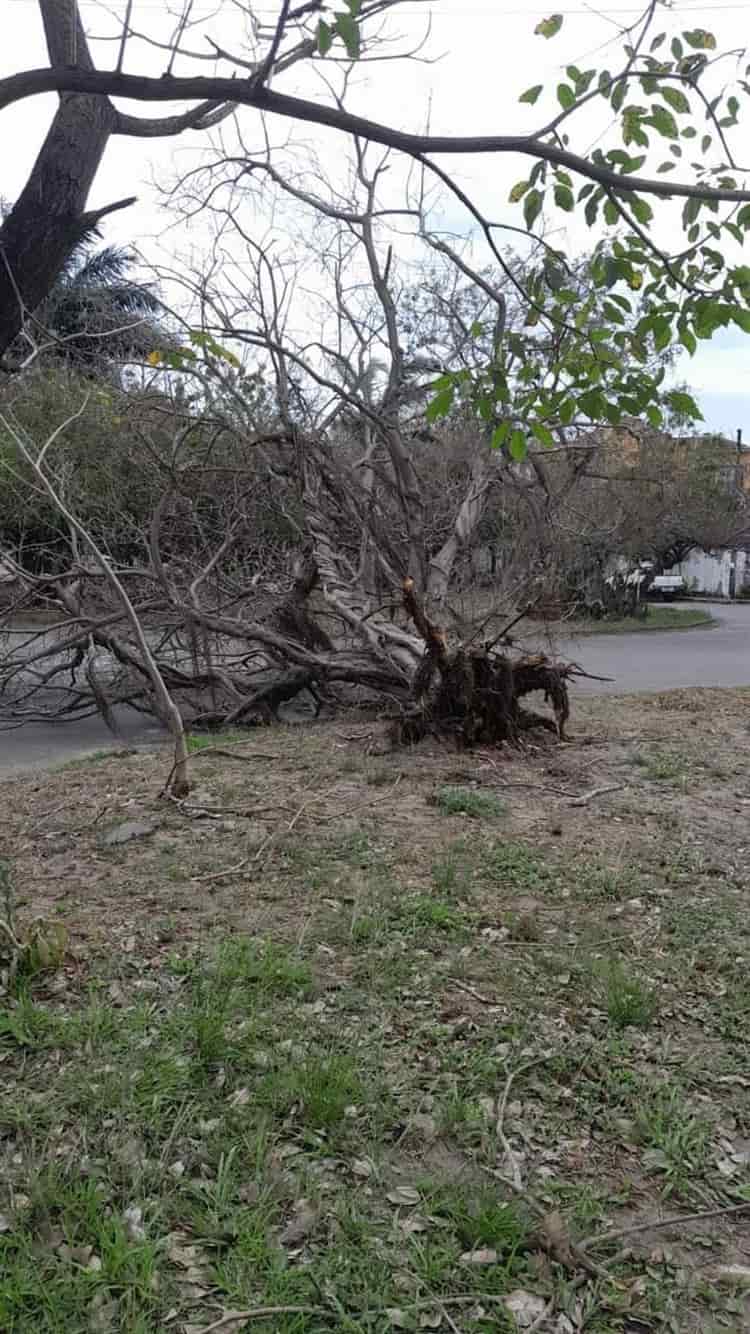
427,7,750,456
317,2,361,59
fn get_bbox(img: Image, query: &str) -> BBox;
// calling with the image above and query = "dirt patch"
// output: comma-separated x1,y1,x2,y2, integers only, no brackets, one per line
1,689,750,1332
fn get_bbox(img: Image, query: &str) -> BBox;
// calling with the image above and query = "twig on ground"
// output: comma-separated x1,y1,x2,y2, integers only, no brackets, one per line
583,1200,750,1252
569,783,624,807
190,747,277,763
253,778,335,865
495,1065,526,1190
450,977,501,1007
167,795,283,820
42,805,110,838
527,1296,556,1334
196,1308,321,1333
193,858,250,883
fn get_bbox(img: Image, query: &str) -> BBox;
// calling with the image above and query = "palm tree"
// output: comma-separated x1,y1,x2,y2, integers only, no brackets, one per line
0,198,166,372
37,238,164,370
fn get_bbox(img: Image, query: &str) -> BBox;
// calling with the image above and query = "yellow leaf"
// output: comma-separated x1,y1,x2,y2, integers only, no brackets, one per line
147,350,163,366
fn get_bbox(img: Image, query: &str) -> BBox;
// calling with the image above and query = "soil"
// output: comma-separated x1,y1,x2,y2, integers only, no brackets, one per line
2,687,750,1333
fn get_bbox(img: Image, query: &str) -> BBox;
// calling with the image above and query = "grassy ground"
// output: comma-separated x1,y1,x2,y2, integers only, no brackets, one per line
559,606,714,636
1,688,750,1333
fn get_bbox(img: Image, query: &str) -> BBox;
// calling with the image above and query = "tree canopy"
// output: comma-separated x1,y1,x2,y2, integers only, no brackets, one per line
1,3,750,450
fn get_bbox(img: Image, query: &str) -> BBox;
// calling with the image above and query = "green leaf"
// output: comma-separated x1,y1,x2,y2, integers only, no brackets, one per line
666,389,703,419
611,81,626,113
645,105,679,139
579,389,606,419
584,192,601,226
604,198,619,226
731,308,750,334
737,204,750,228
508,180,530,203
683,29,716,51
519,84,543,105
470,320,484,337
660,86,690,114
682,196,701,227
345,0,362,13
544,258,566,291
557,83,575,110
652,316,672,351
535,14,563,39
554,183,574,212
523,189,544,230
335,11,360,58
631,197,653,226
426,385,454,422
531,421,555,448
646,404,664,428
491,422,510,450
509,429,528,461
316,18,333,55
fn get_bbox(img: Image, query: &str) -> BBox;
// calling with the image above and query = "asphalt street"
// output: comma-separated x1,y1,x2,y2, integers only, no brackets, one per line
557,601,750,695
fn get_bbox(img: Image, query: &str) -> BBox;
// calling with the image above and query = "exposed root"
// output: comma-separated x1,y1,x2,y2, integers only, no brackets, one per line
394,577,574,748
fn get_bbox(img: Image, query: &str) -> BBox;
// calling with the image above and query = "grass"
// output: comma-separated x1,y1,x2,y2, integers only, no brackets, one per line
433,785,506,819
186,728,249,752
2,688,750,1331
571,605,713,635
631,747,688,784
596,959,658,1030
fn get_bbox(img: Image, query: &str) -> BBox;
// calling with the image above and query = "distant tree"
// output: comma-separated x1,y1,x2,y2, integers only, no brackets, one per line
29,239,163,371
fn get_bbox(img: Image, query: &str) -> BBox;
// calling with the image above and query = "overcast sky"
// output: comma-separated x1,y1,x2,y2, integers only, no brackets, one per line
3,0,750,438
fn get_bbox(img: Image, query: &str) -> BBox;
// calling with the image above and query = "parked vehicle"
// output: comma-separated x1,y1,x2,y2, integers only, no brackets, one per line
649,574,686,601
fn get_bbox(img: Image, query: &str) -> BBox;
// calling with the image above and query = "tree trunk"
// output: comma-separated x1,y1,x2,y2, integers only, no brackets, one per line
0,1,117,361
427,457,490,604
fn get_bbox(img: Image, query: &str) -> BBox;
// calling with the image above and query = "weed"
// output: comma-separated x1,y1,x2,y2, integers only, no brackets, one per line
396,894,467,935
421,1181,528,1252
433,786,506,819
596,960,657,1030
634,1085,712,1194
480,840,550,892
631,748,687,784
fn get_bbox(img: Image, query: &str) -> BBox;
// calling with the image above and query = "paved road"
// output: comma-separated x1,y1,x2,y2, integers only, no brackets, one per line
0,603,748,776
557,602,750,695
0,707,165,778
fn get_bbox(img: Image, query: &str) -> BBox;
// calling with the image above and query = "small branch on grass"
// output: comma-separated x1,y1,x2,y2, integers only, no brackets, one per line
167,795,284,820
196,1309,322,1334
449,977,502,1007
193,857,249,883
569,783,624,808
527,1296,556,1334
189,748,277,763
582,1201,750,1253
252,778,336,866
495,1065,526,1191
